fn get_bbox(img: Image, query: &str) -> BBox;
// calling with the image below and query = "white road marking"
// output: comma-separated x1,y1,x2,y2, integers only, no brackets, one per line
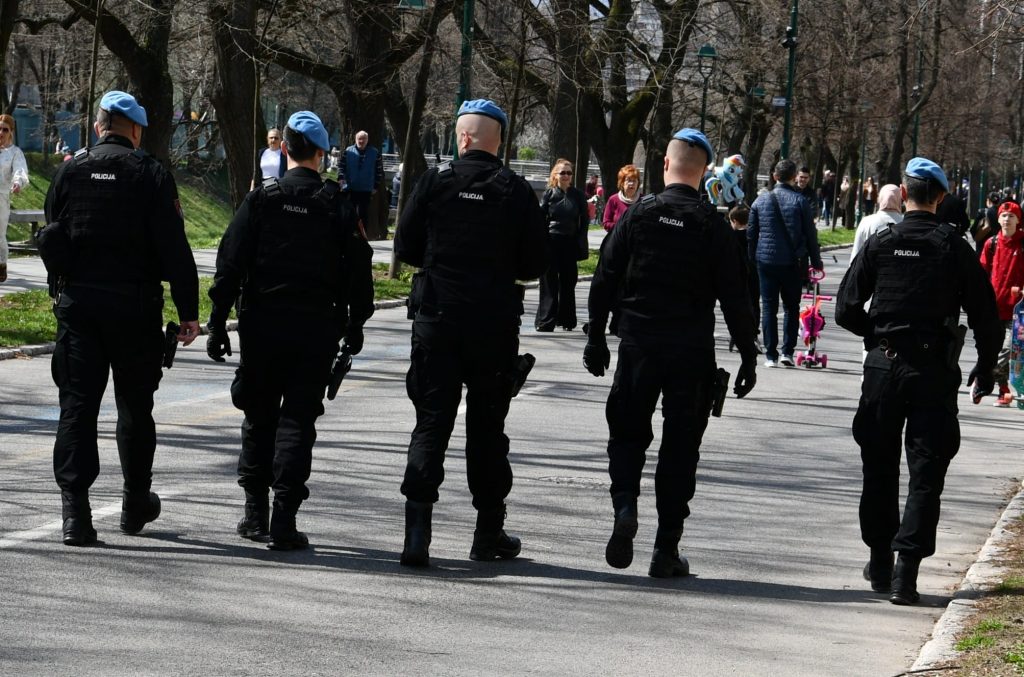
0,489,184,549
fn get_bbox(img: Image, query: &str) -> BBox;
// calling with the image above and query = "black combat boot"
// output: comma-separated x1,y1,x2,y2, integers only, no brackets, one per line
605,492,638,569
268,500,308,551
120,490,161,535
648,527,689,578
862,547,894,593
236,493,270,542
61,492,97,547
400,500,433,567
469,505,521,561
889,554,921,605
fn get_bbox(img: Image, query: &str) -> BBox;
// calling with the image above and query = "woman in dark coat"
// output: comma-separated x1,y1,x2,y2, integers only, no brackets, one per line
536,158,589,331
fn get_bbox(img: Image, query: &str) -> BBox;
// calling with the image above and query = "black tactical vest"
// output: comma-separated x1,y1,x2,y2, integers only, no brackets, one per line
62,145,156,284
421,162,520,311
624,194,718,318
245,179,347,314
869,222,960,330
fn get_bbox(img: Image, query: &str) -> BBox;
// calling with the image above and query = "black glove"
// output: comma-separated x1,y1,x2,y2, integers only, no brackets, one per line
583,337,610,377
967,363,995,403
206,323,232,362
343,325,364,355
734,356,757,398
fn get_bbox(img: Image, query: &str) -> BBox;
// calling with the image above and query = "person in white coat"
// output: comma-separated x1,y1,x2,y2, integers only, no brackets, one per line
850,183,903,260
0,113,30,283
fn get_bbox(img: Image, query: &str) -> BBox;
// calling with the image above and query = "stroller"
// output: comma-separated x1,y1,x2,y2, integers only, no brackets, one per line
795,267,833,368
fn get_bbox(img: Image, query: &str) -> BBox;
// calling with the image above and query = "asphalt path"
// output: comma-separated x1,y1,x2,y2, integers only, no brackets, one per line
1,250,1020,675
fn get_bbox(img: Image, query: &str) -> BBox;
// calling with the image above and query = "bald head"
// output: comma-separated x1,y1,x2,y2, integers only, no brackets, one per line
663,139,709,188
455,114,502,157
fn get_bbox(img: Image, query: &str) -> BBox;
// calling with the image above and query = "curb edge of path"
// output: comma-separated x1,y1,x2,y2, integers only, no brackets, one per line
0,243,851,362
911,480,1024,671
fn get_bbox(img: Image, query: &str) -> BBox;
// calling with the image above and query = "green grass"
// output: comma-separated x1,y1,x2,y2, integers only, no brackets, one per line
578,249,600,275
994,576,1024,594
1005,643,1024,668
0,289,57,346
817,227,857,246
956,619,1008,652
5,152,232,249
0,271,416,348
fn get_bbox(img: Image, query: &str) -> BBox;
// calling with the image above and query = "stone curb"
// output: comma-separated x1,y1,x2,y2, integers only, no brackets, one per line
911,481,1024,671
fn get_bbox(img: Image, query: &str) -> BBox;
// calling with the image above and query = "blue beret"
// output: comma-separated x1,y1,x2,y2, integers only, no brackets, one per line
99,90,148,127
457,99,508,134
904,157,949,192
672,128,714,164
286,111,330,152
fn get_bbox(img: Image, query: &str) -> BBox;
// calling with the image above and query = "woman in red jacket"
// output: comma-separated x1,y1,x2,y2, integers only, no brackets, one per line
601,164,641,232
979,200,1024,407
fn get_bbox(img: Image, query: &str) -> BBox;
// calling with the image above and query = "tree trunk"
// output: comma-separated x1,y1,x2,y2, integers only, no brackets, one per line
387,22,440,278
65,0,177,164
0,0,19,113
208,0,259,210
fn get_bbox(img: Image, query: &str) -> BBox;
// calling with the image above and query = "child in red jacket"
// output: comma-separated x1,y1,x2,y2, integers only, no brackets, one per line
979,200,1024,407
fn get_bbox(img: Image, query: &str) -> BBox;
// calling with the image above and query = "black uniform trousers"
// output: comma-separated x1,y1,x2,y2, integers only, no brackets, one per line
51,285,164,499
853,346,961,559
232,311,336,510
606,339,714,531
402,312,518,511
535,233,579,330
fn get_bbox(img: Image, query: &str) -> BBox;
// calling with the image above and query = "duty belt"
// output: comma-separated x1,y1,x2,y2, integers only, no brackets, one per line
874,335,947,360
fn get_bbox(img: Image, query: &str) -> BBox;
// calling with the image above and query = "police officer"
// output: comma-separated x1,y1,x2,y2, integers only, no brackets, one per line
42,90,200,546
206,111,374,551
836,157,1002,604
584,128,758,577
394,99,548,567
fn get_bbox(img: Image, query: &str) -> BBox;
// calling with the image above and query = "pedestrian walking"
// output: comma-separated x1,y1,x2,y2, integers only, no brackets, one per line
836,157,1003,605
978,200,1024,407
206,111,374,551
851,184,903,260
583,128,758,577
0,113,29,283
250,127,286,189
535,159,589,331
40,91,200,546
747,159,824,367
602,164,641,232
393,99,547,567
340,130,384,229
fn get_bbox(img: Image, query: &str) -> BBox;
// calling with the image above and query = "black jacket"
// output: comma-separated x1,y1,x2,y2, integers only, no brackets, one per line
394,150,548,320
209,167,374,331
589,183,756,353
836,210,1002,367
44,134,198,320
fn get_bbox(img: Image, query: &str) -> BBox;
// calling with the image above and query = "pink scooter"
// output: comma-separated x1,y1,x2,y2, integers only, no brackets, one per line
795,268,833,368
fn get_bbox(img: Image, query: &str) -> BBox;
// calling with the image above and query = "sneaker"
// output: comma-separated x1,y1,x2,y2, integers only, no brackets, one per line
779,354,795,367
764,358,777,368
994,392,1014,408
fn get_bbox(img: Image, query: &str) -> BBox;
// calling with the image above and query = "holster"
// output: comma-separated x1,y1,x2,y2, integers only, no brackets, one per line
709,368,730,418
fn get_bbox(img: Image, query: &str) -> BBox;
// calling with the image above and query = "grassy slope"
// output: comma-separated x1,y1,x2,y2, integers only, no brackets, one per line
0,266,413,348
7,152,231,249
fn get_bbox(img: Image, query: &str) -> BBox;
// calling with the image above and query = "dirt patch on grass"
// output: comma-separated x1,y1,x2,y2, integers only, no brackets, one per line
937,511,1024,675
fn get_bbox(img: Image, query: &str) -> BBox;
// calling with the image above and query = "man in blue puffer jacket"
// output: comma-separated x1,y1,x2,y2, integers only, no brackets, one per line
340,130,384,229
747,158,823,367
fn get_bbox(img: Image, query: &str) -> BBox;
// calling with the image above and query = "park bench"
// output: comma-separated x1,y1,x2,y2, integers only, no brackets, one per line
8,209,44,253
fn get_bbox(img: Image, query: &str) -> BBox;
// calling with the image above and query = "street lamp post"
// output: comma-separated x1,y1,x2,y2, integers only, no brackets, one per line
780,0,799,159
452,0,475,156
697,44,717,134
